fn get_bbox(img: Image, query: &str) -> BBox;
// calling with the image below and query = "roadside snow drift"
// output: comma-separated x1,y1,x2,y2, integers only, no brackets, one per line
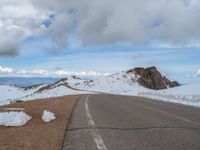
138,84,200,107
42,110,56,123
0,111,31,126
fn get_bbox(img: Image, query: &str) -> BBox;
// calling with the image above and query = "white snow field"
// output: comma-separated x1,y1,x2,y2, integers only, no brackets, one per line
0,111,32,126
0,72,148,106
0,73,200,107
138,83,200,107
0,85,45,105
42,110,56,123
22,85,90,101
69,71,150,95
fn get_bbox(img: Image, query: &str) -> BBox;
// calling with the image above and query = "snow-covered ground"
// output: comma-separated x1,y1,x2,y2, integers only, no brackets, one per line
138,84,200,107
68,72,200,107
0,81,91,106
22,85,90,101
0,85,45,105
0,72,200,108
0,72,148,106
69,71,150,95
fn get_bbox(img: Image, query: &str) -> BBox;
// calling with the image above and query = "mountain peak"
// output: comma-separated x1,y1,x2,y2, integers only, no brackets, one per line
127,66,180,90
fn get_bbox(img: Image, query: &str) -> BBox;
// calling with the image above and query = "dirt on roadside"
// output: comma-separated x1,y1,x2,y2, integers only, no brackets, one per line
0,95,80,150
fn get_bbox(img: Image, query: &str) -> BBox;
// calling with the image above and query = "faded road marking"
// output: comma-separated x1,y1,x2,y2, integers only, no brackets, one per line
85,95,107,150
85,95,95,126
92,132,107,150
142,105,200,126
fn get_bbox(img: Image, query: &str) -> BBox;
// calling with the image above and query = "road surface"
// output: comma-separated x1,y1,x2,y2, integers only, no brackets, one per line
62,94,200,150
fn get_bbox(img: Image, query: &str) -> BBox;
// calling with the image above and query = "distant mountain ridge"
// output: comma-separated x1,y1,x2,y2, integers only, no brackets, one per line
0,67,179,91
32,66,180,95
0,66,181,105
0,77,60,87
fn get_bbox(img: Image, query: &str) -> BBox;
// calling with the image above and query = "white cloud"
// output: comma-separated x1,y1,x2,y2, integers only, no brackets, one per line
0,66,15,74
32,0,200,46
31,69,49,76
0,66,109,77
54,70,110,77
193,70,200,78
0,0,48,56
1,0,200,56
185,69,200,78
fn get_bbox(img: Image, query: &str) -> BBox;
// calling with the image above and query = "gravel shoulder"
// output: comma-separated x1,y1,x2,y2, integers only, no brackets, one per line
0,95,79,150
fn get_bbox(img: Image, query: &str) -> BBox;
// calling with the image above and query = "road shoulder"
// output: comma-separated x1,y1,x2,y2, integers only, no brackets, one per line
0,95,79,150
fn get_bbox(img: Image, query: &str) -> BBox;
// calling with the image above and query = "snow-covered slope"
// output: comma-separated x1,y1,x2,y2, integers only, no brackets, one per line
0,85,44,105
0,72,149,105
138,84,200,107
0,83,89,106
0,68,200,108
22,85,89,101
69,71,150,95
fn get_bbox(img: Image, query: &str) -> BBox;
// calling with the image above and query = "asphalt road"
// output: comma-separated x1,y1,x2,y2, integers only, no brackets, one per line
62,94,200,150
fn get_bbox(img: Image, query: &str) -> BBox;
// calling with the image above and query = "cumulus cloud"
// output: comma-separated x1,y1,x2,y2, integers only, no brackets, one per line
0,0,48,57
54,70,110,76
0,66,109,77
0,66,15,74
185,69,200,78
31,0,200,46
193,70,200,78
1,0,200,56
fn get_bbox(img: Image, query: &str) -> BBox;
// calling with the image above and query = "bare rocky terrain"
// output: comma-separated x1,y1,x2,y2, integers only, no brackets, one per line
127,66,180,90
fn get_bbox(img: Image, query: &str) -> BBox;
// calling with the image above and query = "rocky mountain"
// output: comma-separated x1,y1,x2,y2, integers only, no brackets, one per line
127,66,180,90
32,66,180,95
0,67,199,109
0,66,180,105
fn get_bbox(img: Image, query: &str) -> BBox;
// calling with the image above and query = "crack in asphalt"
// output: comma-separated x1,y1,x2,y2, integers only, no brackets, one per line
67,126,200,132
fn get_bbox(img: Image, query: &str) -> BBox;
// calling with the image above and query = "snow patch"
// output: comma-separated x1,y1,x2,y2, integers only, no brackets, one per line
0,111,32,126
42,110,56,123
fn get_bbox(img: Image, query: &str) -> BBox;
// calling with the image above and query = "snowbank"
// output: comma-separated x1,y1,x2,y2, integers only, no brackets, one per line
42,110,56,123
138,84,200,107
0,111,32,126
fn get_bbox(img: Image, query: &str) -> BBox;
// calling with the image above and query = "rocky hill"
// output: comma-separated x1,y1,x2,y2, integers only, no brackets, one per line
0,66,181,105
32,66,180,95
127,66,180,90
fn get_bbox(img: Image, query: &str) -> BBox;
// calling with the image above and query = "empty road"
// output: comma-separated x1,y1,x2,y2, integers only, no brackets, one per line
63,94,200,150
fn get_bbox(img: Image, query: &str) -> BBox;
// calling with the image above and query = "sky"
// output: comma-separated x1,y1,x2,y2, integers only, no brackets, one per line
0,0,200,84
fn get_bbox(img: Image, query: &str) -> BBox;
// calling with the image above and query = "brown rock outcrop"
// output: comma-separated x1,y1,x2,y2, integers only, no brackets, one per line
127,66,180,90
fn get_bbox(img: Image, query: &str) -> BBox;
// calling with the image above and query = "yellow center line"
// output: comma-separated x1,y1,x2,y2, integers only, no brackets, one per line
140,104,200,126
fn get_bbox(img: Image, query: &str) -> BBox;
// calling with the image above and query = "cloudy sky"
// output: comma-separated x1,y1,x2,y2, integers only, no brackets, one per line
0,0,200,83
